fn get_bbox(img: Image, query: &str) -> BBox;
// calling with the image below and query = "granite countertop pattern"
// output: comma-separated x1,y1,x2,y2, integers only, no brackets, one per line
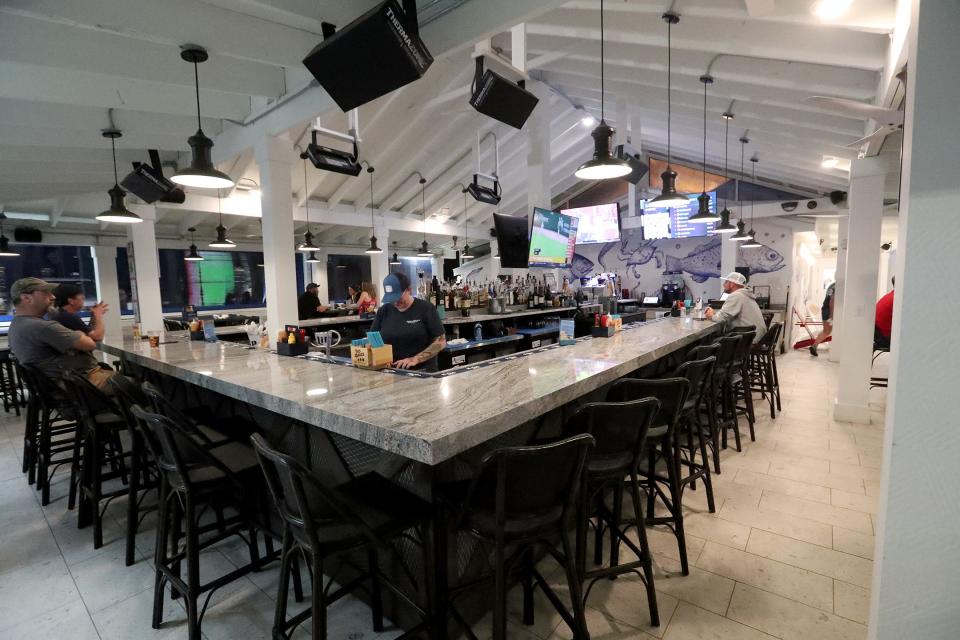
99,317,717,466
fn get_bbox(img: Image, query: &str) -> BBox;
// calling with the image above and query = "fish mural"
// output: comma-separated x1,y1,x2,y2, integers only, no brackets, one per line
663,236,785,283
598,236,664,278
567,253,595,279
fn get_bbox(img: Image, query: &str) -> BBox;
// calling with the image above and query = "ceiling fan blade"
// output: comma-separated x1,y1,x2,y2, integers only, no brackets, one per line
843,125,900,148
804,96,904,126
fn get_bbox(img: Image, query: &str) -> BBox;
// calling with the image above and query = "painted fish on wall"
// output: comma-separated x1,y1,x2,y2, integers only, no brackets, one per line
664,236,785,283
597,236,664,278
567,253,595,279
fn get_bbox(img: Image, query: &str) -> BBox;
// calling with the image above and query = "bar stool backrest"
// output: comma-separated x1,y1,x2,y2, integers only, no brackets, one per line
684,343,719,363
606,377,690,434
731,331,756,371
711,335,740,377
564,398,660,462
673,357,716,409
141,381,220,449
458,433,595,530
109,375,162,459
18,362,69,408
61,370,120,430
250,433,383,551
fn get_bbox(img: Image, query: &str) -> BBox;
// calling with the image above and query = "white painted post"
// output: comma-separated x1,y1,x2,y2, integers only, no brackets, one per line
91,245,122,342
526,83,551,212
833,156,885,424
829,216,849,363
370,224,390,295
255,135,298,338
128,206,163,334
313,248,329,304
870,1,960,636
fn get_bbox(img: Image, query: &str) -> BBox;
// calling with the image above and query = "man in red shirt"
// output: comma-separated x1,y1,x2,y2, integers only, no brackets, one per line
875,277,894,348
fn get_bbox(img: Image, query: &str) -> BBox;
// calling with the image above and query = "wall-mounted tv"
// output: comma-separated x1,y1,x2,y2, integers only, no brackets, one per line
562,203,621,245
640,191,717,239
493,213,529,269
528,207,578,267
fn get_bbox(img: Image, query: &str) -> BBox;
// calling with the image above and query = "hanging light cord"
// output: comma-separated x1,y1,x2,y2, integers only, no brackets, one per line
369,168,375,229
751,158,757,227
738,137,746,219
723,117,729,210
463,190,469,245
302,158,311,235
667,17,673,166
192,61,202,132
421,180,427,243
217,189,223,226
702,79,707,193
600,0,605,122
110,137,119,186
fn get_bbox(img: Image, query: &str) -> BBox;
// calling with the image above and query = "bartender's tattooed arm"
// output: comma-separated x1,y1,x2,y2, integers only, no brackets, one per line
394,335,447,369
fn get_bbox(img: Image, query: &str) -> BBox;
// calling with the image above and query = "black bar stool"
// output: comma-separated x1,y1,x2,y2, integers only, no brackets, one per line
682,344,721,473
130,406,267,640
728,330,758,441
606,378,691,575
445,434,594,640
0,349,24,416
250,433,434,640
710,335,743,453
671,357,717,512
140,381,235,448
749,322,783,418
565,398,661,628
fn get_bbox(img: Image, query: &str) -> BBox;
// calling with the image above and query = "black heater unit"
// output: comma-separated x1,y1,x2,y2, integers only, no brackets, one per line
121,150,186,204
615,143,649,185
14,227,42,243
466,173,501,205
469,57,539,129
303,131,361,176
302,0,433,111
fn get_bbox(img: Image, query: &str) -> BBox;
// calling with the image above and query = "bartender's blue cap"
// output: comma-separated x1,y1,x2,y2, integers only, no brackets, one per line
381,272,410,304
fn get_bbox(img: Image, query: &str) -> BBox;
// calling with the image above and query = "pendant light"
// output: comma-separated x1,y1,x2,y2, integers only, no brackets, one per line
208,190,236,248
305,251,322,263
389,241,402,265
460,188,474,260
96,129,143,223
297,155,320,252
689,76,721,224
184,227,204,261
574,0,631,180
171,46,234,189
741,155,763,248
730,135,751,241
0,213,19,257
416,176,431,257
650,13,689,207
713,112,737,234
364,164,382,254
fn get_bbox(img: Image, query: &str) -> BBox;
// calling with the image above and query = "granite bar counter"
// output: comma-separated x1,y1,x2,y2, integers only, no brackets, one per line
99,316,718,466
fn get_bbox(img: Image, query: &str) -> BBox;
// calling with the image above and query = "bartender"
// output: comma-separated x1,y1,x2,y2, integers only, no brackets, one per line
372,272,446,370
297,283,329,320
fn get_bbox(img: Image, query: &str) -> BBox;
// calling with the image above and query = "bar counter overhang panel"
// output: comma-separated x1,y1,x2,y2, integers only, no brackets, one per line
98,317,719,465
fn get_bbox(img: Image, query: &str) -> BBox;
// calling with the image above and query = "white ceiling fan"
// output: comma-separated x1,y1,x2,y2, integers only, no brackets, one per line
804,69,907,149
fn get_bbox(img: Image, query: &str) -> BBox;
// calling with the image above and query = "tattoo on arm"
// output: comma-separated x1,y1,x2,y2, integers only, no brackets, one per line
414,336,446,363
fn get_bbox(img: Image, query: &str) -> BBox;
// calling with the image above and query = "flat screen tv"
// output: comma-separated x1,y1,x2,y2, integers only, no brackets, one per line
562,203,621,245
493,213,529,269
640,191,717,239
528,207,578,268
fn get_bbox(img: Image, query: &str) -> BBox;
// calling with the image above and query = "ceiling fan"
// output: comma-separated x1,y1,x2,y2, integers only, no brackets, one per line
804,68,907,148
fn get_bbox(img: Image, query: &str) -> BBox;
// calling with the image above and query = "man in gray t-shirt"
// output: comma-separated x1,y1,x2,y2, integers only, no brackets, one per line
8,277,113,390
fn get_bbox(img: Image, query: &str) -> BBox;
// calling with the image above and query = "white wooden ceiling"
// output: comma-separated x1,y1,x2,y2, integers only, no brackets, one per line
0,0,898,253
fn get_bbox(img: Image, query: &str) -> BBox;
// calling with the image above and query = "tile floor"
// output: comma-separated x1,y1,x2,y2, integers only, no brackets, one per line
0,350,887,639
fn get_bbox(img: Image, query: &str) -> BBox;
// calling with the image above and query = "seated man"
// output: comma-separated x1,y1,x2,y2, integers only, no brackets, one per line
297,282,329,320
49,283,108,341
8,278,115,391
875,277,894,349
705,272,767,342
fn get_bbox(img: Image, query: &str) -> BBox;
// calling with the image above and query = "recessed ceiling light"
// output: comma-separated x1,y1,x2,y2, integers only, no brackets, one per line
812,0,853,22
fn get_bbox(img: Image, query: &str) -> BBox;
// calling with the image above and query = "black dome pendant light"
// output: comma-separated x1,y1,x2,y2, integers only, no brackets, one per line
690,75,721,224
574,0,631,180
364,164,382,254
713,112,737,234
297,155,320,252
0,212,20,257
96,128,142,223
650,12,689,207
208,190,236,248
416,176,431,257
389,241,402,265
172,45,234,189
730,135,751,241
460,188,474,260
741,155,763,248
184,227,204,261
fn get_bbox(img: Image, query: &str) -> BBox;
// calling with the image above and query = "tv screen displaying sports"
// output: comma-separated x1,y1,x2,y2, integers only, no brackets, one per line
493,213,529,269
640,192,717,239
528,207,578,267
562,203,621,245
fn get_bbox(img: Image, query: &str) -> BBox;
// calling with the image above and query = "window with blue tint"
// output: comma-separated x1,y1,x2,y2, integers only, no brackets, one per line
325,254,371,302
116,246,134,315
157,248,270,312
395,257,433,298
0,245,97,316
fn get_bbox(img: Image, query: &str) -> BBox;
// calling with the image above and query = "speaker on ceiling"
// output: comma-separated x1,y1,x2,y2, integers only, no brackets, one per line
469,58,539,130
302,0,433,111
14,227,42,243
615,143,649,185
829,190,848,206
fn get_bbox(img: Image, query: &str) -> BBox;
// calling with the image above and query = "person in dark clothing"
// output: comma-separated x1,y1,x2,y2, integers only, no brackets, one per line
809,281,835,357
297,283,328,320
371,272,445,370
49,282,108,342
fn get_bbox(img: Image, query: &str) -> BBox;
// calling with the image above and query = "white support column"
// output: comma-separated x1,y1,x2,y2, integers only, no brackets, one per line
370,224,390,293
313,248,329,304
829,216,849,363
870,1,960,636
833,157,885,424
255,135,298,338
128,206,163,334
526,83,552,212
91,245,122,343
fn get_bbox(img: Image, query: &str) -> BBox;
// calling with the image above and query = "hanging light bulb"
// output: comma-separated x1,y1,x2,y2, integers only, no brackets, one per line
650,12,689,208
574,0,631,181
713,112,737,234
460,188,474,260
96,128,142,224
171,46,234,189
690,75,721,224
363,163,382,254
389,241,402,265
297,155,320,252
208,190,236,248
416,175,432,257
730,135,751,241
184,227,205,261
0,213,19,257
741,155,763,248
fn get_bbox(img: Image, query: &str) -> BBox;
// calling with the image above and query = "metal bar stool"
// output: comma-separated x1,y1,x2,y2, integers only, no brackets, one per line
671,357,718,512
682,344,722,473
749,322,783,418
727,330,758,441
710,336,743,453
0,349,24,416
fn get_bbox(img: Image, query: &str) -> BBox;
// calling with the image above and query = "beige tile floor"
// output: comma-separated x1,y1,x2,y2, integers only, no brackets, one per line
0,350,886,639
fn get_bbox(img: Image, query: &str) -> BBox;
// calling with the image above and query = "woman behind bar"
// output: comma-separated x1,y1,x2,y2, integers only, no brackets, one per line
372,272,446,370
357,281,378,316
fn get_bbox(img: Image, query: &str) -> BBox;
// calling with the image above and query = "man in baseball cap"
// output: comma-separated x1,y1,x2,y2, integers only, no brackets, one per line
705,271,767,342
8,277,117,391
